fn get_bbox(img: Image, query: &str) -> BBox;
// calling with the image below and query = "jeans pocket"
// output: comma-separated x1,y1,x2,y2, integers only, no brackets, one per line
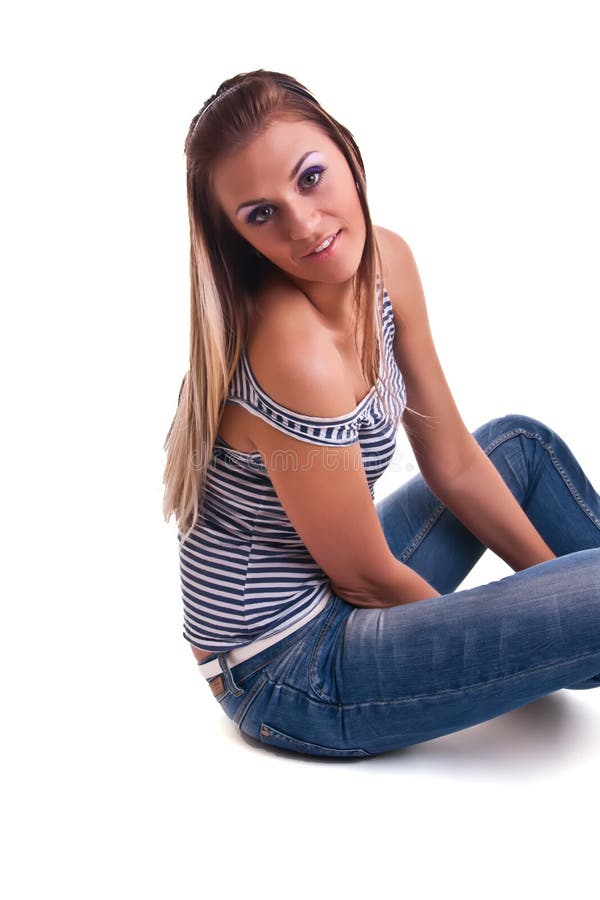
259,722,371,758
308,596,350,703
220,670,270,728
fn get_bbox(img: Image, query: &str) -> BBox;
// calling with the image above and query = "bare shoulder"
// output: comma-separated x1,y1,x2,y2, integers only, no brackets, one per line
247,278,357,419
373,225,425,327
373,224,414,277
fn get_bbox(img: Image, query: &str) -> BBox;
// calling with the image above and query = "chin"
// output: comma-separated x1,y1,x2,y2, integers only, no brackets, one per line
336,252,365,282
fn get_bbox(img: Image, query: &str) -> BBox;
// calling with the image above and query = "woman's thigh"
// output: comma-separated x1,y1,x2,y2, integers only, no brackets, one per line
333,548,600,754
234,550,600,757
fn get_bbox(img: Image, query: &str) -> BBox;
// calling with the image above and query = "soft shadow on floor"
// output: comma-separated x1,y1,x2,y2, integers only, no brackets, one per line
232,690,597,773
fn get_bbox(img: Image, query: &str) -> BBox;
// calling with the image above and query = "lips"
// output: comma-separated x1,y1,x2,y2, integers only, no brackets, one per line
304,229,341,257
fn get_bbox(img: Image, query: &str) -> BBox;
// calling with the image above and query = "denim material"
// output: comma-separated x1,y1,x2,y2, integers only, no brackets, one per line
207,414,600,758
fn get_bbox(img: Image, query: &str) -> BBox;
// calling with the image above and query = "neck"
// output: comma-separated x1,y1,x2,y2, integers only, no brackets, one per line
285,273,359,334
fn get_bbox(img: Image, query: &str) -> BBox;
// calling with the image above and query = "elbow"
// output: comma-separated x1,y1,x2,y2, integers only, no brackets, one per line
329,577,377,606
419,440,481,496
329,557,406,608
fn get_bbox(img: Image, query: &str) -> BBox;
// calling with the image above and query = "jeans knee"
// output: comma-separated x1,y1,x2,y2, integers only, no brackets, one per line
472,413,554,452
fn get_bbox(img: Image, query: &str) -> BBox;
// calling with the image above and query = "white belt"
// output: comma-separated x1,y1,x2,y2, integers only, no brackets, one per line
197,595,330,680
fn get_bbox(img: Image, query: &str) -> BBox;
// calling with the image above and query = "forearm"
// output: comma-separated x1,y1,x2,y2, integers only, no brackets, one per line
331,560,441,608
427,442,556,572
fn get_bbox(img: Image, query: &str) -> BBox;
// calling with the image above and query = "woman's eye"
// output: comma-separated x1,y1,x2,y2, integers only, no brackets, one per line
246,166,326,226
247,205,273,225
300,165,325,189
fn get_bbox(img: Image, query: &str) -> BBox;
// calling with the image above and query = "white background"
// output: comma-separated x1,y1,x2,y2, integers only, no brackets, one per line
2,1,599,897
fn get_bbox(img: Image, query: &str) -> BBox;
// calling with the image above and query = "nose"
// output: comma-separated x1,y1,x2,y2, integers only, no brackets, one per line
285,197,320,242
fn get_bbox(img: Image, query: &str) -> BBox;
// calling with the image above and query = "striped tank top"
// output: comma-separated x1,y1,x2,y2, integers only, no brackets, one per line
179,278,407,651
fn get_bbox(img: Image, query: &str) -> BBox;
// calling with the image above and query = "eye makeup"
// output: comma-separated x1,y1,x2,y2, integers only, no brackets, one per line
245,164,327,226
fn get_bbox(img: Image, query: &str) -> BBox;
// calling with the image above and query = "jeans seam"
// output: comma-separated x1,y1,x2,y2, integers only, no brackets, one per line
226,608,329,685
483,426,600,530
258,722,371,757
308,600,345,704
398,500,447,563
261,675,341,711
398,424,600,567
232,672,269,728
396,424,547,564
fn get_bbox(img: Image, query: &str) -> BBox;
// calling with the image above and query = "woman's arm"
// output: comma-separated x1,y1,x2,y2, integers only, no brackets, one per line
376,226,556,572
244,316,440,608
420,442,556,571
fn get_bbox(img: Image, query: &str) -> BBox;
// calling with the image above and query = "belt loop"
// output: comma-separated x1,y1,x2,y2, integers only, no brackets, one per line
218,652,244,697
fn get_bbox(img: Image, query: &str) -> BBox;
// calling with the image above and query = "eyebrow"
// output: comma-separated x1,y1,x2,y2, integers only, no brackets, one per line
235,150,319,215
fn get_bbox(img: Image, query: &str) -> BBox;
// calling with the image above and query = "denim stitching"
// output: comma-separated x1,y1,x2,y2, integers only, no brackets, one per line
398,499,447,563
259,723,370,757
232,672,270,728
225,607,329,685
398,423,600,566
482,426,600,530
308,600,342,704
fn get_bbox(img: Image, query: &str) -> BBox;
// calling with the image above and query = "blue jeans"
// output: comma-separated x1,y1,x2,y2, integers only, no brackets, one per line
207,414,600,758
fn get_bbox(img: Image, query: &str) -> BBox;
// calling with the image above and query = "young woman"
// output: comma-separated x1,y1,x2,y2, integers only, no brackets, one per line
163,69,600,758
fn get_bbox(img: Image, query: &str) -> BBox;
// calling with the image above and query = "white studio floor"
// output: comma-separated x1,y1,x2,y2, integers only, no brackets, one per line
19,491,600,899
5,487,599,899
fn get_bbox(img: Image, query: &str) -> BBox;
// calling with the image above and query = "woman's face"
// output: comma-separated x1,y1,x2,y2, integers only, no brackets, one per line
211,116,367,288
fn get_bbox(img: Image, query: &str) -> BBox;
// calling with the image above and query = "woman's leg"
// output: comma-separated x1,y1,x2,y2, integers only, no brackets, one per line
240,549,600,758
234,413,600,757
376,412,600,594
376,412,600,693
334,548,600,755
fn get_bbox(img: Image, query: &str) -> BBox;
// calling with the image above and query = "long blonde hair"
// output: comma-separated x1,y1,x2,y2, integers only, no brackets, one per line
162,69,397,544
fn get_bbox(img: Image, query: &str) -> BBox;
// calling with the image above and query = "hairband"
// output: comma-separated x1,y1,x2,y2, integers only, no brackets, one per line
275,81,318,104
191,78,318,132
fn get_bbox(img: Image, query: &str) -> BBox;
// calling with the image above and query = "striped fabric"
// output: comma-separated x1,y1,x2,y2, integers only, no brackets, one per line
179,279,408,651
